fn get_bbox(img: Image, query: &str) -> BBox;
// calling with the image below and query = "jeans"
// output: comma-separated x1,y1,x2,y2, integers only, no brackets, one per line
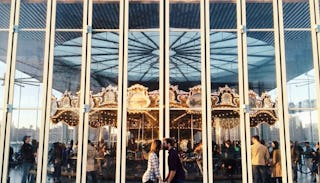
292,162,298,181
87,171,97,183
21,162,35,183
252,165,268,183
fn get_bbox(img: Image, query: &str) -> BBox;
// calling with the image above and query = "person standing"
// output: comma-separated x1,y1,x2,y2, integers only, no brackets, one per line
87,140,98,183
142,140,163,183
271,141,282,183
290,141,300,183
163,138,185,183
21,136,35,183
251,135,270,183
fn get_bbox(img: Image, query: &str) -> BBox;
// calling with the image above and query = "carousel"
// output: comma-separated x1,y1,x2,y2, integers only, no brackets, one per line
50,84,278,145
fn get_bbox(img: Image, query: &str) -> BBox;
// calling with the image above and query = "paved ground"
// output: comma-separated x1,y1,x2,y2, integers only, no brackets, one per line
6,167,317,183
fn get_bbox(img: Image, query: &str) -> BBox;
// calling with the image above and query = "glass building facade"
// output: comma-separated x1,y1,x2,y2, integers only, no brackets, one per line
0,0,320,182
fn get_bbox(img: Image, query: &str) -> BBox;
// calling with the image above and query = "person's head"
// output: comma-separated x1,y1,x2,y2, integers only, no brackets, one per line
251,135,260,144
23,136,31,144
150,140,162,153
162,138,174,150
225,140,232,148
305,142,310,147
272,141,279,149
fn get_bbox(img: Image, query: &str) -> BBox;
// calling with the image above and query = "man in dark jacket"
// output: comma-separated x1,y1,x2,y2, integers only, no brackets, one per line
163,138,185,183
21,135,35,183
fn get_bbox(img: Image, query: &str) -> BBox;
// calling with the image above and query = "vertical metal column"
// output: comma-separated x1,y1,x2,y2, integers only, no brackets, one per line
237,0,250,182
120,0,129,182
80,0,93,182
1,0,21,182
273,0,290,182
200,0,208,182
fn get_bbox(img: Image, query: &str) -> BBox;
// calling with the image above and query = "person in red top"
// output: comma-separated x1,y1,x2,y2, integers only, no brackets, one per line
163,138,185,183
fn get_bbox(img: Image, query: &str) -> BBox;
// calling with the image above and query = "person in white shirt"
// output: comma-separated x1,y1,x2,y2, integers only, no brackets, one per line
142,140,164,183
251,135,270,183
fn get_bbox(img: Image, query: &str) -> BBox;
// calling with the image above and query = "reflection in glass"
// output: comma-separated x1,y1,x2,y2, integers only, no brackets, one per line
88,29,119,182
93,1,119,29
170,2,200,29
210,1,236,29
53,32,82,93
210,30,241,181
246,31,281,182
129,0,159,29
288,110,319,182
90,32,119,92
0,32,8,108
247,32,276,94
19,0,46,28
46,31,83,182
12,32,45,108
125,85,160,180
56,0,83,29
169,22,202,181
283,0,310,28
0,1,10,28
169,31,201,88
284,31,314,108
8,110,41,183
210,32,238,90
246,2,273,29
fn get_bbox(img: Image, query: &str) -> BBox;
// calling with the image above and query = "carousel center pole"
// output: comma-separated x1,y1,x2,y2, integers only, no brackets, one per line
191,114,194,149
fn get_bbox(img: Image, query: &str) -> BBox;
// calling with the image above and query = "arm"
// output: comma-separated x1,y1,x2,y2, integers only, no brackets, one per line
165,170,176,183
150,153,162,181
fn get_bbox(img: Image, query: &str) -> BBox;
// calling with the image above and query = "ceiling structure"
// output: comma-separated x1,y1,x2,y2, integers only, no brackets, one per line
0,1,314,93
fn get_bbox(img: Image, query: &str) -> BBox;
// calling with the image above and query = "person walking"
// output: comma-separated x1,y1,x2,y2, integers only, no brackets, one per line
142,140,164,183
251,135,270,183
163,138,185,183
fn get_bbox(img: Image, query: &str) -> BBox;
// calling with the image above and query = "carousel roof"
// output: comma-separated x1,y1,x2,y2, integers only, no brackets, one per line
0,1,313,93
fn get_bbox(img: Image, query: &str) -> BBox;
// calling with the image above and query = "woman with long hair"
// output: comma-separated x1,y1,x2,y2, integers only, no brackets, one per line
142,140,163,183
271,141,282,183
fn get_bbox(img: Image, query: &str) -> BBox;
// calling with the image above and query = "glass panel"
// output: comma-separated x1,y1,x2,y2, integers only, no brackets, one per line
288,110,319,182
5,31,45,183
210,31,241,181
126,1,160,181
86,26,120,182
283,0,310,28
12,31,45,108
0,31,8,109
129,0,159,29
169,1,202,181
125,29,160,182
210,1,237,29
247,31,281,183
0,1,10,28
47,31,83,183
19,0,46,28
286,28,317,181
170,2,200,29
285,31,315,108
56,0,83,29
8,110,41,183
246,1,274,29
92,0,119,29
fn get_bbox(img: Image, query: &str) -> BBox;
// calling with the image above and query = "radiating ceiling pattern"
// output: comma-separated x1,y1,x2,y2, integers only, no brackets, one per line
53,31,274,85
0,1,315,93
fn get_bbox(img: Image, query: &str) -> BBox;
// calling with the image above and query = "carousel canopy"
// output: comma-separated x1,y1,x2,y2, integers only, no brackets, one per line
0,1,313,93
